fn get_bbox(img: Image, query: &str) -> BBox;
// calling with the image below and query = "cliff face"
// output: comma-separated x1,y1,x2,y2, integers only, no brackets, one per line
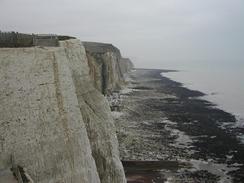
119,58,134,77
0,39,131,183
0,43,100,183
83,42,125,94
59,40,126,183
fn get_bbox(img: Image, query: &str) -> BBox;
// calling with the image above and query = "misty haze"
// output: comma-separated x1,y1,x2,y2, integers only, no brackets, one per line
0,0,243,183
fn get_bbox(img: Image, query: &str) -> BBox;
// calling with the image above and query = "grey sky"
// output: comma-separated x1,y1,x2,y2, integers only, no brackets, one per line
1,0,243,68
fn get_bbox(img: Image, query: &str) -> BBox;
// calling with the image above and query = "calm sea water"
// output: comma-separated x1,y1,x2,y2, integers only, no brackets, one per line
160,60,244,123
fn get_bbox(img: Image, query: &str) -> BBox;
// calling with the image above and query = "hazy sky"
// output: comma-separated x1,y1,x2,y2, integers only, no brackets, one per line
1,0,243,68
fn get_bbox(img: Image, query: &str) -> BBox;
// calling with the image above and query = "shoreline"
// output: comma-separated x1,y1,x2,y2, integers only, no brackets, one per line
162,70,244,145
162,69,244,120
113,68,244,183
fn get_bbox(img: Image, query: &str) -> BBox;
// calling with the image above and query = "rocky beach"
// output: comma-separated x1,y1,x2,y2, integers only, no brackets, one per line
113,69,244,183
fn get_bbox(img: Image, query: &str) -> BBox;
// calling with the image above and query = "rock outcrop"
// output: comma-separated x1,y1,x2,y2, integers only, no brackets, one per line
0,38,132,183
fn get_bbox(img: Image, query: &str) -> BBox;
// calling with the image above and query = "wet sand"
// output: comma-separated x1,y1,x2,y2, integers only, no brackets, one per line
113,69,244,183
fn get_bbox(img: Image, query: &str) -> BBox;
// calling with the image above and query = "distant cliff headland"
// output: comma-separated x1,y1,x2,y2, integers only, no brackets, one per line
0,32,133,183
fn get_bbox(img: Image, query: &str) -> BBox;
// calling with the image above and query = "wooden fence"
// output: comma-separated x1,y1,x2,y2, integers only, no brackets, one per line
0,31,34,47
0,31,63,47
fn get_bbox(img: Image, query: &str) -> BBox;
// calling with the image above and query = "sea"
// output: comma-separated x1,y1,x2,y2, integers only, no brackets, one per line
159,60,244,129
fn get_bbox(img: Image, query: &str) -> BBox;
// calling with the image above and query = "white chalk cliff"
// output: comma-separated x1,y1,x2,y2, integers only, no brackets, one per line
0,39,133,183
83,42,133,94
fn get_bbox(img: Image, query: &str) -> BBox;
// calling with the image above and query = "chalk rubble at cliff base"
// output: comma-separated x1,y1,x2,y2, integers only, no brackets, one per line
0,38,133,183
